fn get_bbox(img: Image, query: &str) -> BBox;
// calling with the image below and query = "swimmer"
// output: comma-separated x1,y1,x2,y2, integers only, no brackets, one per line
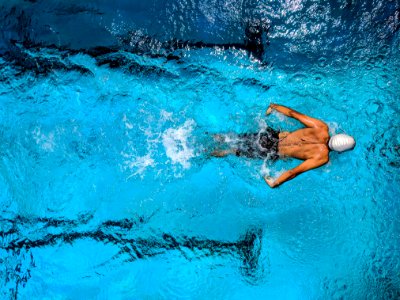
211,103,355,188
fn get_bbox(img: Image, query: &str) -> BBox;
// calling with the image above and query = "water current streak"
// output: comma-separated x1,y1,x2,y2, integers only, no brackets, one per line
0,42,272,96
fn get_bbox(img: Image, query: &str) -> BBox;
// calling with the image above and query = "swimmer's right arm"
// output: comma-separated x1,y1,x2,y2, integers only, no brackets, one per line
264,155,329,188
266,103,328,129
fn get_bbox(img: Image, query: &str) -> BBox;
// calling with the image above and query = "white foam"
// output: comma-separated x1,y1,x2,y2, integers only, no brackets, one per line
256,116,268,131
273,111,287,122
162,120,196,169
121,152,155,178
120,110,179,179
122,114,134,129
221,133,240,144
326,121,339,135
160,110,174,122
32,127,55,152
261,159,271,177
120,111,156,178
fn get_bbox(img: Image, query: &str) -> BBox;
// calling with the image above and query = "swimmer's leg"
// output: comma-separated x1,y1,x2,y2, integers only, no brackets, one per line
210,148,238,157
213,134,226,143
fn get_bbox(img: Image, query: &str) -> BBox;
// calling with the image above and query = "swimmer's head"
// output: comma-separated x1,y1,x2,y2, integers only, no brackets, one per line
328,134,356,152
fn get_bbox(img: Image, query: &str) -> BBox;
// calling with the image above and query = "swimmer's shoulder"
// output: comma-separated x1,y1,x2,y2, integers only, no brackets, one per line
314,145,329,163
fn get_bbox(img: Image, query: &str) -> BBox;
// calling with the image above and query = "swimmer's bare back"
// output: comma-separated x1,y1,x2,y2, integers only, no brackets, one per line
264,104,330,188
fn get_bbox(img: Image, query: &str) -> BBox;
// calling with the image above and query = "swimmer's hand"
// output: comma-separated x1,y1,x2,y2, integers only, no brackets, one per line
264,176,277,188
266,103,277,115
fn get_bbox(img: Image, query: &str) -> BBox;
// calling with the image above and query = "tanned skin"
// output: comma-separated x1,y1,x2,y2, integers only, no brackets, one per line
264,103,330,188
212,103,330,188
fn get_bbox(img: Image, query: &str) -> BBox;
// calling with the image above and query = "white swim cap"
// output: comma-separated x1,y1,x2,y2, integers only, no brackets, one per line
328,134,355,152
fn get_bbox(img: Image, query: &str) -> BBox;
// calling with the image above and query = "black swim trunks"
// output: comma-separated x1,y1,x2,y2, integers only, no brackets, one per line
235,128,280,160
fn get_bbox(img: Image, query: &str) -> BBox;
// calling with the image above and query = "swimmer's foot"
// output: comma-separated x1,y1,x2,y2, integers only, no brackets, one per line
210,149,237,157
213,134,226,143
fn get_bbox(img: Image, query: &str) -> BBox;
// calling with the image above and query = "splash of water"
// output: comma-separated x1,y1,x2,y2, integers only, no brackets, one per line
162,119,197,169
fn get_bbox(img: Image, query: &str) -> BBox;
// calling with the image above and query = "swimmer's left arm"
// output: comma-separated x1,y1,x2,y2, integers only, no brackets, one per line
266,103,328,129
264,157,328,188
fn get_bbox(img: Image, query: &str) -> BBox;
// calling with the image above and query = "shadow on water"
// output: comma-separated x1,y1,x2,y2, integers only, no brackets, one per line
0,215,265,296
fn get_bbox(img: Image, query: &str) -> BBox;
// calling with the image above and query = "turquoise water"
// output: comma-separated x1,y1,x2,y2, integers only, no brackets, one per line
1,1,400,299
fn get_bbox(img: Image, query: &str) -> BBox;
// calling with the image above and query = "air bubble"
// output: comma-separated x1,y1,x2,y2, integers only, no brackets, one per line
318,57,327,68
378,45,390,55
313,72,325,85
289,73,307,83
343,55,350,63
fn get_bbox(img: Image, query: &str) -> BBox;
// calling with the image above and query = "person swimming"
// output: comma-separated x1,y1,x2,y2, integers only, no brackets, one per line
211,103,355,188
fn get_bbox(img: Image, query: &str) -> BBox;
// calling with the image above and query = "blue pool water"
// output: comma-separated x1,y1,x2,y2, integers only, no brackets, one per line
0,0,399,299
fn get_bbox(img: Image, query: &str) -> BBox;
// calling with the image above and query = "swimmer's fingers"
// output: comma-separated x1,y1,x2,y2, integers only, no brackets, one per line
266,103,276,115
263,176,276,188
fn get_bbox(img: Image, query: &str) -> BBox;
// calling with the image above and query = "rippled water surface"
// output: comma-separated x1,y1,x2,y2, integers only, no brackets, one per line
0,0,399,299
